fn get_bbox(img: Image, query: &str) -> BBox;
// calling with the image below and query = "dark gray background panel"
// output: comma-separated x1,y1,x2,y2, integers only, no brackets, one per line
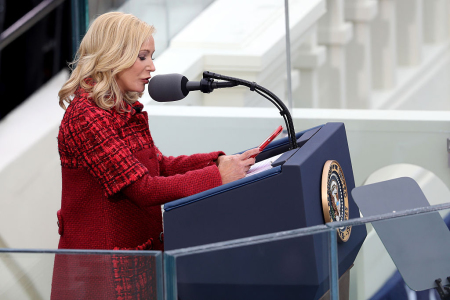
352,177,450,291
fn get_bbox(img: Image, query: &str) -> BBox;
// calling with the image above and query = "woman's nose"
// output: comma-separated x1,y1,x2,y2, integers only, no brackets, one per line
147,60,156,72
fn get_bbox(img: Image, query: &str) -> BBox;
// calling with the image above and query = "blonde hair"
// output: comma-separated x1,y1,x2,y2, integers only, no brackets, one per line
59,12,155,111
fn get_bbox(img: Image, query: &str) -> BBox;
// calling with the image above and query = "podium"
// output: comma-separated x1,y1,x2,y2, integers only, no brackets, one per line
163,122,367,300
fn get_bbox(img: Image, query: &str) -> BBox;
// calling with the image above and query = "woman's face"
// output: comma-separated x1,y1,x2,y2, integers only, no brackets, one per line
115,36,156,93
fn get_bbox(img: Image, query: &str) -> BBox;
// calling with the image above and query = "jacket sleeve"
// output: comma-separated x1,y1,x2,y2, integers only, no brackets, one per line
71,108,222,202
156,147,225,177
122,165,222,207
70,108,149,197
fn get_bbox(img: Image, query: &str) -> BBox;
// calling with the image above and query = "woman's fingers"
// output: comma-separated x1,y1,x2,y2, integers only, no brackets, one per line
241,148,261,159
241,148,259,167
217,149,261,185
242,157,256,167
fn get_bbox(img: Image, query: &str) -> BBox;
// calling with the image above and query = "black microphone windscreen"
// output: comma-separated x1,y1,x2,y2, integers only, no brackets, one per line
148,74,189,102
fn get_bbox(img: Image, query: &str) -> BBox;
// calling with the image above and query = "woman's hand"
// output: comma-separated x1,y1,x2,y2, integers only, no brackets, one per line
215,148,261,185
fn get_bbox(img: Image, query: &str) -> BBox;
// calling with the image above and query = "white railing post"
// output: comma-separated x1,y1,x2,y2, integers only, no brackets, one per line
371,0,397,90
293,26,326,108
423,0,449,44
318,0,353,108
344,0,378,108
396,0,423,66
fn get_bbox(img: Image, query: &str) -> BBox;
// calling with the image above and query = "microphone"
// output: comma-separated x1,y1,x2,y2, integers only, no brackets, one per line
149,71,298,150
148,73,237,102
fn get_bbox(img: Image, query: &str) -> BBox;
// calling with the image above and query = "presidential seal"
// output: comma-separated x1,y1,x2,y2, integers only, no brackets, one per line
321,160,351,242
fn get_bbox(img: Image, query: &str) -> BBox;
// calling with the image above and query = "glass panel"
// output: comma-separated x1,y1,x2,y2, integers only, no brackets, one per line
164,225,336,300
87,0,215,55
0,249,163,300
71,0,89,57
88,0,128,20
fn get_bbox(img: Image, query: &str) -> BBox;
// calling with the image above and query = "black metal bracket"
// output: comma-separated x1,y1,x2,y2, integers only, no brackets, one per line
202,71,298,150
435,277,450,300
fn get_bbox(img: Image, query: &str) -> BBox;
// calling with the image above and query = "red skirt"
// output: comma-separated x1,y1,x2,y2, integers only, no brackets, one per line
51,240,157,300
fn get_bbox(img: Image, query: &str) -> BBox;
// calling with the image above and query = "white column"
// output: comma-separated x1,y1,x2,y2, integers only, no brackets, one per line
396,0,423,66
293,26,327,108
344,0,378,109
371,0,397,90
423,0,448,44
448,0,450,38
318,0,353,108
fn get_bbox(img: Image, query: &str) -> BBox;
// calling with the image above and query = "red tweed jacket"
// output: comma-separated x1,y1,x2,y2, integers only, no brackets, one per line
52,88,223,299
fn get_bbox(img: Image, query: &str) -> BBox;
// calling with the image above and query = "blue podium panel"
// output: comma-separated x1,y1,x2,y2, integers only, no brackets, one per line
164,123,367,300
174,232,331,300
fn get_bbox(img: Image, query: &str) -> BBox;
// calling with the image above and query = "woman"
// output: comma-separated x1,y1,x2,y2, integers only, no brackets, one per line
52,12,259,299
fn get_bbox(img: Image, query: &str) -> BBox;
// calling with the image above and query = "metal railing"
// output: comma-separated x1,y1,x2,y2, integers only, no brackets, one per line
0,0,65,51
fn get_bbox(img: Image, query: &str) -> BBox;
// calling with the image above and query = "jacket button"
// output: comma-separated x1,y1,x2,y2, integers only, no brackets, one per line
57,210,64,236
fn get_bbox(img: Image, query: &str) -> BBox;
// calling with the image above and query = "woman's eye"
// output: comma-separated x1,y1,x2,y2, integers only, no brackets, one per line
139,56,146,61
151,57,155,61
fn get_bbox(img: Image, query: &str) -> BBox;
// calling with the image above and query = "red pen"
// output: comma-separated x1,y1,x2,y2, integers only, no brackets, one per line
250,125,283,158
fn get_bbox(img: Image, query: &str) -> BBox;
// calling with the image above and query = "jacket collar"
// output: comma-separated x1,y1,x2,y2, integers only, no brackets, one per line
75,79,145,127
114,100,144,127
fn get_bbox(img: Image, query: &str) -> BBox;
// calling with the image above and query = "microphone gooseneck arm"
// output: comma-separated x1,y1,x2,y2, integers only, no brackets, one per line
186,79,238,93
202,71,298,150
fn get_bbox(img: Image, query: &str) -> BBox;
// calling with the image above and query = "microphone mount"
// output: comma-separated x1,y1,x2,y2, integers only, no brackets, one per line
186,78,238,94
202,71,298,150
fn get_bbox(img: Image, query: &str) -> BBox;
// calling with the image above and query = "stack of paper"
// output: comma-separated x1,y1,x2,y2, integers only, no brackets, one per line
245,154,283,177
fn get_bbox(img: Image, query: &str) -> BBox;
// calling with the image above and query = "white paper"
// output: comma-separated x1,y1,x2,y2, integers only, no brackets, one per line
245,154,283,177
